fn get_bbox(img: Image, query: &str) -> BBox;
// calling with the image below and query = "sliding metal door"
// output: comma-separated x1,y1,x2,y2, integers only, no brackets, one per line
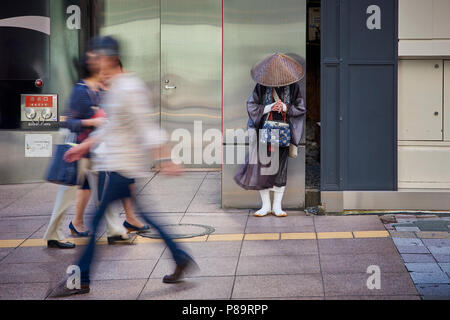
161,0,222,168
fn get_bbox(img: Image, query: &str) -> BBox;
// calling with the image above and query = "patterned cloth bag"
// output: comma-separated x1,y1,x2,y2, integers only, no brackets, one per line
260,89,291,147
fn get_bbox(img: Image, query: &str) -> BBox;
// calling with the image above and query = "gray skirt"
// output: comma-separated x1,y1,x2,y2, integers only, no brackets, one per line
234,128,289,191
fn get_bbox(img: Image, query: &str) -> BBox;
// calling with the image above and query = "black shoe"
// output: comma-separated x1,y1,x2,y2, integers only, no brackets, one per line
163,254,199,284
47,240,76,249
107,234,137,245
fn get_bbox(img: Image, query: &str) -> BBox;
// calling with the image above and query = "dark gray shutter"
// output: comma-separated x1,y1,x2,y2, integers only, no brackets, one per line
321,0,398,191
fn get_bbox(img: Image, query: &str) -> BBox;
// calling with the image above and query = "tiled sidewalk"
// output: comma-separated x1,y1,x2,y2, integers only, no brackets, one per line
382,214,450,299
0,172,423,300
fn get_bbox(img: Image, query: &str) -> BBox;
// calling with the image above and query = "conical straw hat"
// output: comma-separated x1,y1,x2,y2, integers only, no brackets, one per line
251,53,305,87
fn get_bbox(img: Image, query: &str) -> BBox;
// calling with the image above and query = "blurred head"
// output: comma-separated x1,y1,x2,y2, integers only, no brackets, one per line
78,51,100,79
94,36,122,85
99,56,122,85
96,36,121,57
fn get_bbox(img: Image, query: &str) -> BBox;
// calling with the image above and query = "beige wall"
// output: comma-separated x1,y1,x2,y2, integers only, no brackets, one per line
399,0,450,56
398,1,450,189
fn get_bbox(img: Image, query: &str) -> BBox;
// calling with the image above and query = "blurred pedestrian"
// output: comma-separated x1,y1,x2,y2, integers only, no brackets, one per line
49,36,198,297
44,49,107,249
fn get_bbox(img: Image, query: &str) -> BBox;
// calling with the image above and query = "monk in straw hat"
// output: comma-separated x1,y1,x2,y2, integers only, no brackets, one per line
234,53,306,217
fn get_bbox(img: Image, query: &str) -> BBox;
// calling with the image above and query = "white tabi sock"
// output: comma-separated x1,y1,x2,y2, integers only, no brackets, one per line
272,186,287,217
254,189,272,217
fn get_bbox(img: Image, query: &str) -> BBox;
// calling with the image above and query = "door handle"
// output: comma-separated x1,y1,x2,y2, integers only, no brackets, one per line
164,85,177,90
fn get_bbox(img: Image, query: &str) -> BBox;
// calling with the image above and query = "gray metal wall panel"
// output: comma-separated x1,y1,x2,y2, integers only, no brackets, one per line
321,0,342,191
321,0,398,191
321,64,340,190
346,65,396,190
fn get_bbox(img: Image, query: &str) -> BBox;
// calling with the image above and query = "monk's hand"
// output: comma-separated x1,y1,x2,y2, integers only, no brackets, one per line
271,102,283,113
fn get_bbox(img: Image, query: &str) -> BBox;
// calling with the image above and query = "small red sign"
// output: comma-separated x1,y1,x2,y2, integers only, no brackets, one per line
25,95,54,108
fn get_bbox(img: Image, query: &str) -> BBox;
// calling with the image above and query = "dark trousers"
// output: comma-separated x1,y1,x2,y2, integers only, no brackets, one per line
77,171,187,285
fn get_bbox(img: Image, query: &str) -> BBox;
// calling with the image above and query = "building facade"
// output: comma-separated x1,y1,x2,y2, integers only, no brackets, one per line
1,0,450,212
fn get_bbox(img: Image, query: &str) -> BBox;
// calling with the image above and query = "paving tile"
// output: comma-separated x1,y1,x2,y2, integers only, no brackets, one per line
180,215,247,234
133,237,164,244
314,216,386,232
232,275,324,299
207,234,244,242
0,183,39,201
393,238,424,247
95,242,166,261
318,238,398,255
405,263,442,273
245,226,314,234
0,217,48,234
50,279,147,300
0,262,69,284
0,248,12,261
246,216,313,228
323,272,417,296
240,240,318,257
353,231,389,238
417,283,450,297
0,198,57,217
395,227,421,232
427,246,450,255
160,242,242,259
0,233,31,241
0,282,49,300
414,220,450,232
421,296,450,300
174,235,208,243
233,296,324,300
90,259,158,281
0,239,24,248
244,233,280,241
396,219,418,224
140,276,234,300
388,231,417,238
422,239,450,247
401,254,436,263
137,195,194,213
416,232,450,239
395,245,430,254
150,256,239,278
281,233,316,240
320,253,407,274
185,211,250,217
1,246,84,264
236,255,320,276
439,263,450,273
325,295,420,300
317,232,353,239
432,254,450,263
410,272,450,284
187,200,224,213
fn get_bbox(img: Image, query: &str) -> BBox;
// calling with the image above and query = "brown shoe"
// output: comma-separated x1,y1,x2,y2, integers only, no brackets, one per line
47,279,90,298
162,255,199,284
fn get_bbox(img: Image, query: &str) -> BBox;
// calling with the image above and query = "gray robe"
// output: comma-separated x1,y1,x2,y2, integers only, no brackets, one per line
234,82,306,190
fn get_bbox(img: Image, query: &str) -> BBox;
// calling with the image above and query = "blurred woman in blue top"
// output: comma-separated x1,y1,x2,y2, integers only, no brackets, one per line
43,51,107,249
